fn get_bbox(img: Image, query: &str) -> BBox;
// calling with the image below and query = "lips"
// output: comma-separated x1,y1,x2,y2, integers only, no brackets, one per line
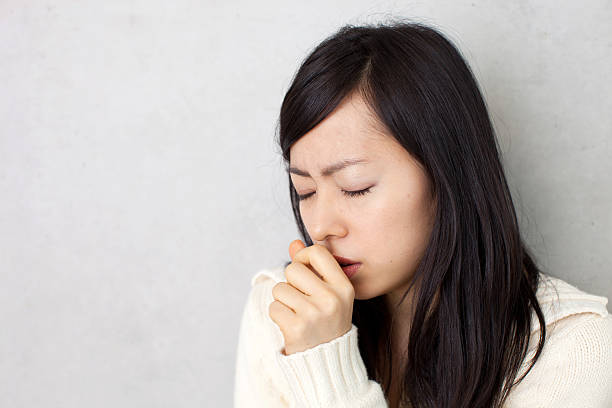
332,254,360,266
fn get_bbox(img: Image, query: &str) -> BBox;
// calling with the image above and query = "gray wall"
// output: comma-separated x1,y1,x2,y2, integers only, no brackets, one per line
1,1,610,406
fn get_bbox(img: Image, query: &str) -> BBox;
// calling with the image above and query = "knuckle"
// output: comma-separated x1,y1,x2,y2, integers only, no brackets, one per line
271,283,282,299
284,263,297,280
269,300,286,321
321,294,340,315
268,300,278,316
290,320,307,338
303,304,320,322
312,244,325,256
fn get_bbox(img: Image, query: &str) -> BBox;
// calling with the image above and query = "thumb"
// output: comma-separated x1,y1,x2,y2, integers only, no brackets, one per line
289,239,306,262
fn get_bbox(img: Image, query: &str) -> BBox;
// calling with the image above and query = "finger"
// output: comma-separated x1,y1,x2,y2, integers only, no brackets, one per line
284,261,329,298
292,243,348,287
288,239,322,279
272,281,316,315
289,239,305,262
269,298,297,325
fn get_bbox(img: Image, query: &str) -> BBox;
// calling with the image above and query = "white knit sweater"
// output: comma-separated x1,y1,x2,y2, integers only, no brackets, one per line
234,265,612,407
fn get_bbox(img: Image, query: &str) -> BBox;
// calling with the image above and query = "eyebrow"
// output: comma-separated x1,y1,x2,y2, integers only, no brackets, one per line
287,158,370,178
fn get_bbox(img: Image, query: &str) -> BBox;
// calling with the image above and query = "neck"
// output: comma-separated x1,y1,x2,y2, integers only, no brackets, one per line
384,276,420,323
384,276,441,348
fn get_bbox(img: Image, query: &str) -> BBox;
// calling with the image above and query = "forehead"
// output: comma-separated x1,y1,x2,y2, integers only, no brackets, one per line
289,93,396,165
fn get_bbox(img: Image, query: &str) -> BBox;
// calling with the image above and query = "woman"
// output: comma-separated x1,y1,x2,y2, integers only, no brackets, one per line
234,21,612,407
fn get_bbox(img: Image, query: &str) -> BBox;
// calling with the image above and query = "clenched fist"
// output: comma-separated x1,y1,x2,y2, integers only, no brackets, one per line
268,240,355,355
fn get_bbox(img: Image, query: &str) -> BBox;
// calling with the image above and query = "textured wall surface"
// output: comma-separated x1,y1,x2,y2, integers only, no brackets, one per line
0,1,610,406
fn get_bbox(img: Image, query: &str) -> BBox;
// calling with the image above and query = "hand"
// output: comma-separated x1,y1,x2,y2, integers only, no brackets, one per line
268,240,355,355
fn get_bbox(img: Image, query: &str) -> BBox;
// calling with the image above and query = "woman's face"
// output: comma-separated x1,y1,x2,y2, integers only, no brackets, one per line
288,92,437,307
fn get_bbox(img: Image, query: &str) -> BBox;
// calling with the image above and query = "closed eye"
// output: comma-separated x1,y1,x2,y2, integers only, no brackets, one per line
297,187,372,202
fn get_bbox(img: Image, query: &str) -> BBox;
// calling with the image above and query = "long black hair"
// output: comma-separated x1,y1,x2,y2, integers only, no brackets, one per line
275,19,548,408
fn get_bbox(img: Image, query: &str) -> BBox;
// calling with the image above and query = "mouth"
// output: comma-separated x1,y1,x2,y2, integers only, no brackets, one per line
332,254,360,267
333,255,362,279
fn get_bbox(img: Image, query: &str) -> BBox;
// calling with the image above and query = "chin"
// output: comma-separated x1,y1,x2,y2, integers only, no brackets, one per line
352,282,383,301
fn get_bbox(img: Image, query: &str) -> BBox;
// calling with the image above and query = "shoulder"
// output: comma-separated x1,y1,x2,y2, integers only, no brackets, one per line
508,313,612,406
507,274,612,406
531,273,609,337
528,273,610,353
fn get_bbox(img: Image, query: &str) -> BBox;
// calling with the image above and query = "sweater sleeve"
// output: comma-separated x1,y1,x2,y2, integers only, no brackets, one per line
234,283,292,408
504,313,612,407
275,323,389,408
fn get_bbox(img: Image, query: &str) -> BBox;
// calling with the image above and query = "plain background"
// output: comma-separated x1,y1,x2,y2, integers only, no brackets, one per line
1,1,610,406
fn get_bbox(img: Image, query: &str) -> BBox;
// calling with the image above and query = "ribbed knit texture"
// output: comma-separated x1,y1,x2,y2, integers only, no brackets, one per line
275,324,388,407
234,267,612,407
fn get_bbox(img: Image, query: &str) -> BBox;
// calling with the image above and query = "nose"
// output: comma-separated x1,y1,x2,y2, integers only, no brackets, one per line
306,189,348,243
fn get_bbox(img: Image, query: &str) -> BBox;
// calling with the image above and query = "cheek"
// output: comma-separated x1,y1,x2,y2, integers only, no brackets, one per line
360,191,432,268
